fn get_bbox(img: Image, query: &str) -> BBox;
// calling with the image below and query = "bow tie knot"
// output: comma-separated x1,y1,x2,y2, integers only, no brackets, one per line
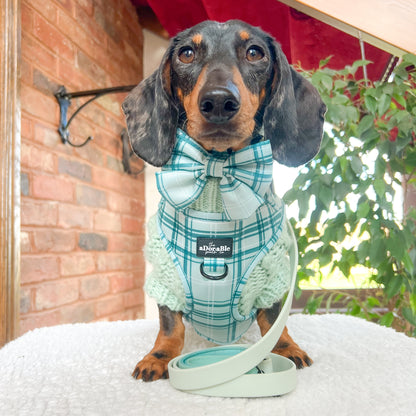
156,129,274,220
205,157,227,178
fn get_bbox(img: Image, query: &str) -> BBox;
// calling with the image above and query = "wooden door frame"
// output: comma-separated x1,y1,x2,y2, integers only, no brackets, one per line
1,0,21,346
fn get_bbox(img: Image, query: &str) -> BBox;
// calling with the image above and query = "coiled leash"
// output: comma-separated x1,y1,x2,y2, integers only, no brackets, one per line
168,225,298,398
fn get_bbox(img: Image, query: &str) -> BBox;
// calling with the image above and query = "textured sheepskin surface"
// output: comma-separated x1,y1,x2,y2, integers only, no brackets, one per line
1,314,415,416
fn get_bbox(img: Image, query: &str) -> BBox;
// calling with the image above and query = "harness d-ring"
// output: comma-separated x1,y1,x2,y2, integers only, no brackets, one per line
200,263,228,280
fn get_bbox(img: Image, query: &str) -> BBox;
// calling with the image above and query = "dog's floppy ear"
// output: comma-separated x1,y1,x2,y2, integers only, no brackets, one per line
263,40,326,167
122,46,178,167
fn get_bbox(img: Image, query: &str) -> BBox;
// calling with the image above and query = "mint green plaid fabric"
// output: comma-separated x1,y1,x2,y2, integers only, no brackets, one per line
156,129,274,220
157,193,285,344
156,130,285,344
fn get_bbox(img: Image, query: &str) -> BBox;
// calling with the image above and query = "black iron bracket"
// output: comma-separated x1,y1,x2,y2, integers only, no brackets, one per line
54,84,144,175
55,84,135,147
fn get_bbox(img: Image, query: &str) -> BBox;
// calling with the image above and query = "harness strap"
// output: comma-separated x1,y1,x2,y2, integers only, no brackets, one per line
168,223,298,397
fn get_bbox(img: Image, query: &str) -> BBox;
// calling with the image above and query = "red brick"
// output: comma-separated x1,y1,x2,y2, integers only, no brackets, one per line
21,142,55,173
76,0,94,16
32,174,74,202
34,278,79,311
21,255,60,283
21,199,58,226
21,231,32,253
33,229,76,252
60,253,95,276
20,287,32,314
57,10,103,65
121,215,143,234
60,302,95,323
20,310,61,335
33,123,62,148
96,252,128,272
95,295,124,318
80,274,110,299
21,117,33,141
58,203,93,229
21,32,58,74
94,209,121,232
19,0,146,333
107,233,143,253
27,0,58,23
92,166,121,192
56,0,74,16
57,57,93,91
94,131,120,157
21,84,58,124
73,142,104,167
20,58,33,86
76,184,107,208
123,289,144,309
77,50,107,85
107,191,132,214
21,2,33,31
130,197,145,217
75,4,106,46
33,12,75,62
110,272,135,294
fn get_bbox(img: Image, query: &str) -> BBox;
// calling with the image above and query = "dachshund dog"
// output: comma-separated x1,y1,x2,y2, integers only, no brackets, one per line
123,20,326,382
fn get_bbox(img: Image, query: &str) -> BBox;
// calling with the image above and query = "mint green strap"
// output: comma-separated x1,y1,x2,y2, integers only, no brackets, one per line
168,222,298,397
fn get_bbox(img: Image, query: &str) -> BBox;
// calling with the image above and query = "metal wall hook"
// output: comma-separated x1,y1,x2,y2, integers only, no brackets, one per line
54,84,135,147
54,84,143,174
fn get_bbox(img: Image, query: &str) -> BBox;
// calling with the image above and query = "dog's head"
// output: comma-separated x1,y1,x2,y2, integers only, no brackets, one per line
122,20,326,167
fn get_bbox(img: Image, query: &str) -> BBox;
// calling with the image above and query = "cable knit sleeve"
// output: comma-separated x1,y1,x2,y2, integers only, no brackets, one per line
144,215,186,312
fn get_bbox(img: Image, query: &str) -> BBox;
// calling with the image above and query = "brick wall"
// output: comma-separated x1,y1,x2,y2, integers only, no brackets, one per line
20,0,145,335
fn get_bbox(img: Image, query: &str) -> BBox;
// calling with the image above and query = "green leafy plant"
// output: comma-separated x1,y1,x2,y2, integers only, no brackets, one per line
286,54,416,336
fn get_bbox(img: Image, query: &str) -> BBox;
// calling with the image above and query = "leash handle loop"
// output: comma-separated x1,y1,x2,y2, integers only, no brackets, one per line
168,222,298,397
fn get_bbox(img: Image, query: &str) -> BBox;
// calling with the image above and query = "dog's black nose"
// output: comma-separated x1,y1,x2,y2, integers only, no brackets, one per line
199,87,240,124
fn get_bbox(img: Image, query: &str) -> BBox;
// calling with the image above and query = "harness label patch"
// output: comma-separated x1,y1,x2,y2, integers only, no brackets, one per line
196,237,233,258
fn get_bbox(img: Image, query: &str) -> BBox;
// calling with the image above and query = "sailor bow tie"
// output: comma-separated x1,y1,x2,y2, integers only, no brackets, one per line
156,129,274,220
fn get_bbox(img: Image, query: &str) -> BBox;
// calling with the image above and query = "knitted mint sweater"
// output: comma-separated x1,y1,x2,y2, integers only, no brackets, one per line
144,178,292,316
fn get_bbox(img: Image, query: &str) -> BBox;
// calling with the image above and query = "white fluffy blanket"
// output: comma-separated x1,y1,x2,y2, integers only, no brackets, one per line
1,314,415,416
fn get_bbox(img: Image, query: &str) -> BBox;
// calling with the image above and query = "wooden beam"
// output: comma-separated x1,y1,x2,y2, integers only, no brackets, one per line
278,0,415,56
0,0,21,346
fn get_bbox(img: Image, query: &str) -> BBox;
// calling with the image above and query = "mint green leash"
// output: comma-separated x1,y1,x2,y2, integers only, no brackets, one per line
168,223,298,397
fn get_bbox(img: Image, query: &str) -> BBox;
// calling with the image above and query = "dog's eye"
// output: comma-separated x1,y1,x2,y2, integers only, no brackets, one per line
246,46,264,62
179,47,195,64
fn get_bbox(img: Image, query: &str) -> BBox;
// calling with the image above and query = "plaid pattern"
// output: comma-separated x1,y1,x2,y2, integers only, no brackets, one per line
156,129,274,220
157,188,285,345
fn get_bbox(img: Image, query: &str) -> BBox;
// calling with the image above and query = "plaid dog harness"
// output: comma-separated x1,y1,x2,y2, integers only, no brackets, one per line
155,129,285,344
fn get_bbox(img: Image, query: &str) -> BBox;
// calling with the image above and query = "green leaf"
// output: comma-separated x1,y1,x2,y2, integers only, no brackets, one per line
373,179,385,198
318,185,333,210
410,293,416,314
351,156,363,176
369,238,386,268
365,95,377,114
319,56,333,68
402,307,416,327
379,312,394,327
367,296,381,307
357,203,370,219
393,93,406,109
357,115,374,136
402,252,415,275
402,53,416,67
377,94,391,116
384,275,403,299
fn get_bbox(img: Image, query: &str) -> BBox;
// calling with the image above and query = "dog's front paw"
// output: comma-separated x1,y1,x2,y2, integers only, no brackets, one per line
132,353,170,381
274,343,313,369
